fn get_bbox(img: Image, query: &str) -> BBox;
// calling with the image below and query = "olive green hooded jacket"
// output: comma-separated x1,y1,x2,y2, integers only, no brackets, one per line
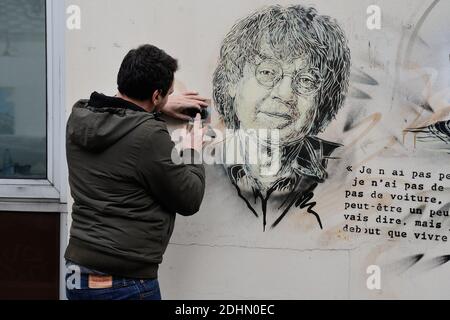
64,92,205,279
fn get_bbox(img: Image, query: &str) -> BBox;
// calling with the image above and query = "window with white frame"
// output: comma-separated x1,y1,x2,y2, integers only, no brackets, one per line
0,0,65,203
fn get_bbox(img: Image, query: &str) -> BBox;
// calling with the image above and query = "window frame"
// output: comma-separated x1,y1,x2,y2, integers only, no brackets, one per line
0,0,66,206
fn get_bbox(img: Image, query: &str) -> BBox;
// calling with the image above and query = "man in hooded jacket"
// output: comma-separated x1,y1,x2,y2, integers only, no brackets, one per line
65,44,206,300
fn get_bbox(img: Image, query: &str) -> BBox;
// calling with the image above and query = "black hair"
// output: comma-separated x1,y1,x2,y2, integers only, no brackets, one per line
117,44,178,101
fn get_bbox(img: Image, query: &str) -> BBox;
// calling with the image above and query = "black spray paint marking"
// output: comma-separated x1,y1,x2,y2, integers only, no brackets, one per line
427,255,450,269
413,255,450,273
386,254,425,275
350,69,379,86
348,86,372,100
272,183,322,230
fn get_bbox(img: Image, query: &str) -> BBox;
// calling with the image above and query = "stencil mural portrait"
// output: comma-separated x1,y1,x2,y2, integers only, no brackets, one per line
213,5,351,231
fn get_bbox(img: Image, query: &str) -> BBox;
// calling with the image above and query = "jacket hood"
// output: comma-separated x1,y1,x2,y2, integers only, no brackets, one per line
67,92,157,152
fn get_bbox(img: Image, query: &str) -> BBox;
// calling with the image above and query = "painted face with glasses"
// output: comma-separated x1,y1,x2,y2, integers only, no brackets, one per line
231,42,323,144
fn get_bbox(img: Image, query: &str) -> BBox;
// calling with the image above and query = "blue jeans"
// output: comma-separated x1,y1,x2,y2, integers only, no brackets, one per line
65,261,161,300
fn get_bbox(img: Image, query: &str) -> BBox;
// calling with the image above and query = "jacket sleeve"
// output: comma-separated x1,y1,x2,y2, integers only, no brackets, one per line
135,123,206,216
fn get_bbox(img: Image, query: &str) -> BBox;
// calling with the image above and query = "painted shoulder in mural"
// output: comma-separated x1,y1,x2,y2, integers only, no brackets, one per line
212,5,351,231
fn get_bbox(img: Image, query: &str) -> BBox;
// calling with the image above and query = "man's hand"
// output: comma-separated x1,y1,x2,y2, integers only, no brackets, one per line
162,91,209,121
181,114,207,152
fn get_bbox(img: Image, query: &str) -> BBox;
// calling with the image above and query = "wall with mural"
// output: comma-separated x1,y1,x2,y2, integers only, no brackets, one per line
66,0,450,299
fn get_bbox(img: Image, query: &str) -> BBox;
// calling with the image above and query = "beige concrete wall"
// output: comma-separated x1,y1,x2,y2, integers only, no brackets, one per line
65,0,450,299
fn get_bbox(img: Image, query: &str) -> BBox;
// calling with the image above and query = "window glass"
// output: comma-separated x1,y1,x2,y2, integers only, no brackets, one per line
0,0,47,179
